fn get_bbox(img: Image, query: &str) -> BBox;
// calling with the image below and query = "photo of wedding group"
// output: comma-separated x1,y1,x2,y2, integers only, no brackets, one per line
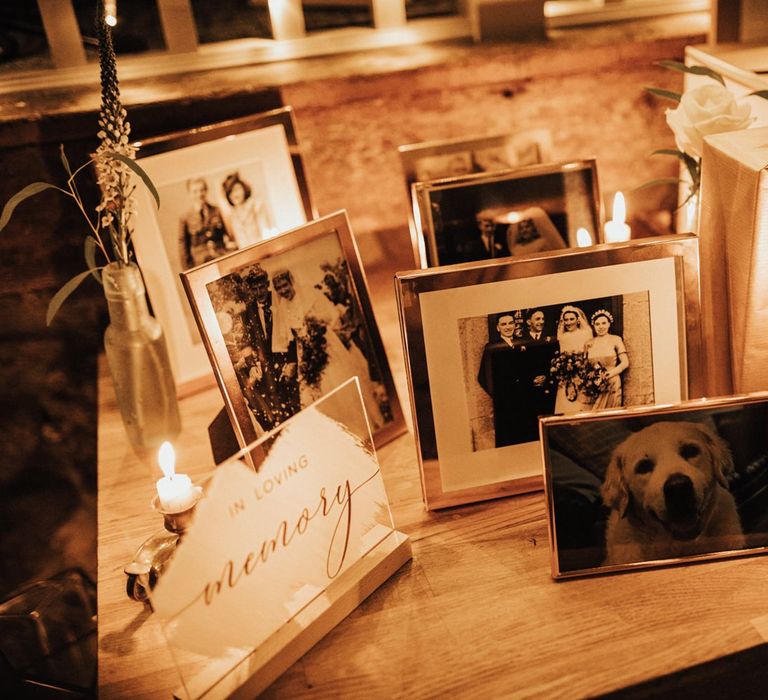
458,293,655,452
205,231,394,436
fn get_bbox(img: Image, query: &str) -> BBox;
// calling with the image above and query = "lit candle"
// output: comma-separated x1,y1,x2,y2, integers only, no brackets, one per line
156,442,196,512
604,192,631,243
576,227,593,247
105,1,117,26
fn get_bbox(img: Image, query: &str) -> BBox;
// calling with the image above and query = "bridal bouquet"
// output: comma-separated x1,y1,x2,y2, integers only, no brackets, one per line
580,360,611,402
549,351,588,401
297,316,330,388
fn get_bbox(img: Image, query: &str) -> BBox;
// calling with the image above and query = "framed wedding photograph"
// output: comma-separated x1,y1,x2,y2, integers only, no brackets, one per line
398,130,553,266
395,234,702,509
132,107,315,395
540,393,768,579
412,159,603,268
181,210,405,451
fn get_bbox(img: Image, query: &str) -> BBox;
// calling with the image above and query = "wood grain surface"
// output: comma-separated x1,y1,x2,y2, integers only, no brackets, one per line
98,260,768,699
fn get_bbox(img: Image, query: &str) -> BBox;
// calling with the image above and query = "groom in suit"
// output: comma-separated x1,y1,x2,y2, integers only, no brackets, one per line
478,309,557,447
519,309,558,427
239,264,300,429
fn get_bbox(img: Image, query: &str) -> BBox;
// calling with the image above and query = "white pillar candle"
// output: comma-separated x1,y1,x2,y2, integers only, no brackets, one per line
156,441,196,512
576,227,593,247
604,192,631,243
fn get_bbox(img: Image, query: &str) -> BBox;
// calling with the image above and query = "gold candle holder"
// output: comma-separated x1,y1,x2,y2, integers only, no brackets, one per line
124,487,203,603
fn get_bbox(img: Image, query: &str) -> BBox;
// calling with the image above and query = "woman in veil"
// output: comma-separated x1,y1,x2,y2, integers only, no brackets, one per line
553,304,593,414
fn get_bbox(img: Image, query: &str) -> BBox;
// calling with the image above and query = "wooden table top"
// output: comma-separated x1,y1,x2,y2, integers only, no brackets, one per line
98,261,768,699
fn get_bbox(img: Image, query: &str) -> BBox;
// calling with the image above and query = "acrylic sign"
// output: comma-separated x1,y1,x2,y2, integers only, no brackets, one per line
150,380,396,664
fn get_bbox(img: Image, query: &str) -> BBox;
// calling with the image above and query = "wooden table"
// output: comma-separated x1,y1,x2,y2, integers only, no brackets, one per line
98,261,768,698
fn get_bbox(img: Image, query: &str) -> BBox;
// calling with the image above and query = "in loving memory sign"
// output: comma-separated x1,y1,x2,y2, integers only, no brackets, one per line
150,380,404,674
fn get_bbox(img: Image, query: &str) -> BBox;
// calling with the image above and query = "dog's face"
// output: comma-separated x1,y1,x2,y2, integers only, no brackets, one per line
601,422,734,541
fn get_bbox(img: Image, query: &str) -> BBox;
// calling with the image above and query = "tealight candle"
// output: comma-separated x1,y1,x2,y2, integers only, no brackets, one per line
604,192,631,243
156,442,196,513
576,227,593,247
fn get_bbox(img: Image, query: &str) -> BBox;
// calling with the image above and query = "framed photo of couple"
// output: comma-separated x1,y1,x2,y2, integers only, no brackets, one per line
398,130,553,265
181,210,405,451
131,107,315,395
395,234,703,510
411,159,603,269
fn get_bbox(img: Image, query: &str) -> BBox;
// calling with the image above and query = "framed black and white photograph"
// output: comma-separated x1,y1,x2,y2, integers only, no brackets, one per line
181,210,405,450
412,159,602,268
395,235,702,509
541,394,768,579
132,107,315,394
398,131,553,266
398,130,553,188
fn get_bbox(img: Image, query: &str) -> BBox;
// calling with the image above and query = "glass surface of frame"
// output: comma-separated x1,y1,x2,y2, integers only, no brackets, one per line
182,210,405,451
398,130,553,266
412,159,603,268
132,107,315,395
395,235,702,509
541,393,768,579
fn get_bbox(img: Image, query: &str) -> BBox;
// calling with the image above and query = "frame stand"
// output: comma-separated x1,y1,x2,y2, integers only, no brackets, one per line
207,407,240,465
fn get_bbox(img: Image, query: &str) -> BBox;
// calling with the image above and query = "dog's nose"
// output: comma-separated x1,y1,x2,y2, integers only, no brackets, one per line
664,473,696,515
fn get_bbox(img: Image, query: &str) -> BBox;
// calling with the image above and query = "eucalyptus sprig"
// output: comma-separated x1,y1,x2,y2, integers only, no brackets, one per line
0,0,159,325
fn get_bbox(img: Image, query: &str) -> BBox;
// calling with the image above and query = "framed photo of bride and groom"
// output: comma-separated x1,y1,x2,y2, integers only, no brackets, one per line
181,211,405,452
396,234,703,510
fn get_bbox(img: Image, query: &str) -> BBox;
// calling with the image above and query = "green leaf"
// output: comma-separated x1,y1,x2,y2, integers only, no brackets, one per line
748,90,768,100
46,269,95,326
645,87,681,103
634,178,684,191
656,60,726,86
0,182,57,231
104,151,160,209
59,144,71,176
649,148,700,182
84,237,103,284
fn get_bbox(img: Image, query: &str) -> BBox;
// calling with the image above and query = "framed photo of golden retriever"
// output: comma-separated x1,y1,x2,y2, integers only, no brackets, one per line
181,210,405,452
131,107,315,395
411,159,602,269
398,130,553,265
395,234,702,510
541,393,768,579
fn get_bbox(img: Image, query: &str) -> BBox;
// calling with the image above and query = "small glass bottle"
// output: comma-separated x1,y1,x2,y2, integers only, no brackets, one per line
103,262,181,450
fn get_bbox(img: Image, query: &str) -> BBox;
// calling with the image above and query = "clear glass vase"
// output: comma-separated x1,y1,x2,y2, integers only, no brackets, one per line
103,262,181,450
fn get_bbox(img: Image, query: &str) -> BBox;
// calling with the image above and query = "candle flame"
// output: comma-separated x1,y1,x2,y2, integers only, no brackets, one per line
612,192,626,225
158,441,175,479
576,228,593,247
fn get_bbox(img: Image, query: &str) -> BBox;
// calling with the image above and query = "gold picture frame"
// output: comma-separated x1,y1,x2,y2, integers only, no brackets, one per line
395,235,702,510
132,106,315,396
398,131,553,265
541,393,768,579
181,211,405,451
412,159,603,268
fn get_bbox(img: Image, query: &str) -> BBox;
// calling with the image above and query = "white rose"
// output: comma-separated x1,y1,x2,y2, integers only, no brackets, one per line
665,83,754,159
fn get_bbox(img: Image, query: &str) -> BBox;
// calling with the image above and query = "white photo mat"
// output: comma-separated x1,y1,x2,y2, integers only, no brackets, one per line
420,257,684,494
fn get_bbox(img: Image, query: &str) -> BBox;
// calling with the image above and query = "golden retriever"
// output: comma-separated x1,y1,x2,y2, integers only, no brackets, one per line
601,421,745,566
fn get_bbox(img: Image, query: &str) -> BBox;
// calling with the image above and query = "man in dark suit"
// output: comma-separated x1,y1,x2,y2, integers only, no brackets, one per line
478,309,557,447
238,264,300,429
178,177,234,269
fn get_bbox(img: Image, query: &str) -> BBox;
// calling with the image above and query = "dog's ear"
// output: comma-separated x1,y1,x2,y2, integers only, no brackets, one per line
601,446,629,517
696,424,735,487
